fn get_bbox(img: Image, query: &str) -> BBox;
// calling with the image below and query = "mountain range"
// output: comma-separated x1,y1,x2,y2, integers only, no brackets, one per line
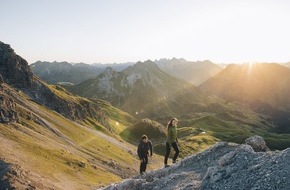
30,61,136,85
31,58,222,86
30,61,103,85
2,41,290,189
67,60,199,117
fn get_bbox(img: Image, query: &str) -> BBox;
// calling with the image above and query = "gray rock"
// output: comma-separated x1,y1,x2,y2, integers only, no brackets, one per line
0,94,18,123
218,151,236,167
245,135,270,152
0,42,33,88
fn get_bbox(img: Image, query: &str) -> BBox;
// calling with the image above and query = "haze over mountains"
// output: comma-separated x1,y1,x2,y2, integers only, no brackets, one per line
155,58,222,85
31,58,223,86
30,61,103,85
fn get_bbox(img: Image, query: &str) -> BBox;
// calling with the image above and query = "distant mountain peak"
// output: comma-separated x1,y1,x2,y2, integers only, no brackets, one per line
100,67,117,78
127,60,160,72
103,66,114,73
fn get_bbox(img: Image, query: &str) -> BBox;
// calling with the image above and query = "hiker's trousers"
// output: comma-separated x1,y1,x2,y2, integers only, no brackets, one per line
164,142,180,165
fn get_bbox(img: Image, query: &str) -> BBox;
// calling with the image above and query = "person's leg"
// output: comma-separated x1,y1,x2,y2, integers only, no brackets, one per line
140,158,143,174
140,158,146,174
144,155,148,172
140,159,143,174
172,142,180,162
164,142,171,165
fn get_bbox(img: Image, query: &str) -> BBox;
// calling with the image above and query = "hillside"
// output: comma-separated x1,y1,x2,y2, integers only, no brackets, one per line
0,82,164,189
100,136,290,190
199,63,290,133
0,41,164,189
155,58,222,85
200,63,290,110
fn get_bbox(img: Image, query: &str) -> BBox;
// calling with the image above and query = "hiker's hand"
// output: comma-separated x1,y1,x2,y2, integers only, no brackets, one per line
140,159,144,163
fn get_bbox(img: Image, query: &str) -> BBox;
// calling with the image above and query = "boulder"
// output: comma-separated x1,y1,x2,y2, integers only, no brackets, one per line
0,95,18,123
245,135,270,152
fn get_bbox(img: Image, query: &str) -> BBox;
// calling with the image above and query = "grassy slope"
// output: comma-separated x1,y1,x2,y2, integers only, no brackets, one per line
0,84,163,189
183,118,290,150
42,82,136,137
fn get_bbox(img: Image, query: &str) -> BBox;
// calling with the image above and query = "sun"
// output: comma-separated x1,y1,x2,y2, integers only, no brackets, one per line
248,61,257,67
246,61,257,75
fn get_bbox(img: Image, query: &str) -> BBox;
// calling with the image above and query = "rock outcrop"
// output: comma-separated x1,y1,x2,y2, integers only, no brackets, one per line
0,42,33,88
99,137,290,190
0,87,18,123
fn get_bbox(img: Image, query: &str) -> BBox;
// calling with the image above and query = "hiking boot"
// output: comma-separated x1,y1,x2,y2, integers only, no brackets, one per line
172,159,178,164
164,164,170,168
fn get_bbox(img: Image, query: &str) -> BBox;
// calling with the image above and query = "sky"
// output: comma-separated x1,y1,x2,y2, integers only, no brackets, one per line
1,0,290,64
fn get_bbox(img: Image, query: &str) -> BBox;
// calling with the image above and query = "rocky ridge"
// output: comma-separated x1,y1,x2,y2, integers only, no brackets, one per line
100,136,290,190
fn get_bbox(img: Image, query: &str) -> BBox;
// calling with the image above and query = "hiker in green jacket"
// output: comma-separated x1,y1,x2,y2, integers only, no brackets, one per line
164,118,180,167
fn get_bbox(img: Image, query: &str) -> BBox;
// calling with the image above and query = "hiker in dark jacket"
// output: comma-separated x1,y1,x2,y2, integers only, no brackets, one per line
137,135,153,174
164,118,180,167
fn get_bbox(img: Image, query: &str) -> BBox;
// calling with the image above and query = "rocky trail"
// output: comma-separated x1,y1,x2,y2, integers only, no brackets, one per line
99,136,290,190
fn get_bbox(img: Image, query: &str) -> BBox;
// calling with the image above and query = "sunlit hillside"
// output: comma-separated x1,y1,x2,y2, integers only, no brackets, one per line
200,63,290,110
